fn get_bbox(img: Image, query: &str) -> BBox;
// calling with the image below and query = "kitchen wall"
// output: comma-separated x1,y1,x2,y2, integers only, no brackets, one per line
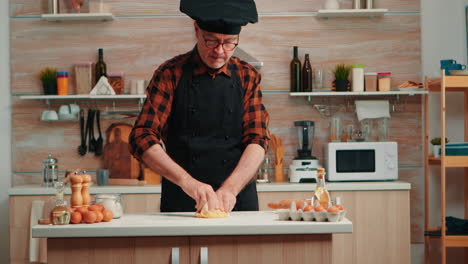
1,1,11,263
9,0,422,247
422,0,468,263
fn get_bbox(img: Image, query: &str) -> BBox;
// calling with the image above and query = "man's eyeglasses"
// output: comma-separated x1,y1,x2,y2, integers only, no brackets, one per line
201,34,239,51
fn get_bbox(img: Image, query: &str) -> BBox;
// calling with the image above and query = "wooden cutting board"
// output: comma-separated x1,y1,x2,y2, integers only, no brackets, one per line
103,123,142,180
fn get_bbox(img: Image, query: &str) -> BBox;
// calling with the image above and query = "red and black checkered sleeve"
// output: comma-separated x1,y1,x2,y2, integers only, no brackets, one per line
241,66,270,150
129,67,176,161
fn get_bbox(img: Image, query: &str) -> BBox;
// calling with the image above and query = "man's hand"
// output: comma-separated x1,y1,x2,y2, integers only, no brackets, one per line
181,178,220,212
216,188,237,213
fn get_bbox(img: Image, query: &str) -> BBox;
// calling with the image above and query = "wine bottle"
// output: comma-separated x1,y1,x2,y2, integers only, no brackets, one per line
302,54,313,92
290,46,301,92
95,48,107,85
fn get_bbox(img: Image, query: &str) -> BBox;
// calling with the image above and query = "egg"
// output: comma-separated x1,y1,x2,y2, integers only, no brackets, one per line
314,205,326,212
95,203,105,212
70,211,82,224
88,205,101,212
303,205,314,212
95,211,104,223
336,205,344,211
327,205,340,213
83,211,97,224
102,209,113,222
75,207,88,215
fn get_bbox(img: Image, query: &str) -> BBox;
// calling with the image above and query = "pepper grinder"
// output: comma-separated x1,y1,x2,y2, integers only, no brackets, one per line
81,171,92,207
70,173,83,208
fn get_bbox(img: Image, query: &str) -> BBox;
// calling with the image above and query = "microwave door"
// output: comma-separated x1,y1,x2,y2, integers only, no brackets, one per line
336,149,375,173
334,149,376,180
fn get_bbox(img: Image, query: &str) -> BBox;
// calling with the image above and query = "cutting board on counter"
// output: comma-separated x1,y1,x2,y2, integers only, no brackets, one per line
103,123,142,180
103,123,160,185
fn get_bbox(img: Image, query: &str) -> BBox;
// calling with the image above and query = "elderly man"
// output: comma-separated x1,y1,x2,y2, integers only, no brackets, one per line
129,0,269,213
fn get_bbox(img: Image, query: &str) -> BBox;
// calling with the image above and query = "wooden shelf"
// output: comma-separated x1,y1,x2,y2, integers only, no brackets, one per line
41,13,115,22
427,77,468,92
428,155,441,165
317,9,388,18
443,156,468,167
445,235,468,247
290,90,427,97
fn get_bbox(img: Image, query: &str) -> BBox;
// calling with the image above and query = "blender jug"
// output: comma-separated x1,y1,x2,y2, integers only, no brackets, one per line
294,120,315,159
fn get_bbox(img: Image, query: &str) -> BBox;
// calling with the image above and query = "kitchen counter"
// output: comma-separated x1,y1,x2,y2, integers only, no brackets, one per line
9,181,410,196
33,212,352,264
32,211,352,238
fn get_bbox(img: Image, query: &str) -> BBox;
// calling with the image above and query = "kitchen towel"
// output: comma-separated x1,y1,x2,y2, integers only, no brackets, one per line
355,100,391,121
29,200,47,263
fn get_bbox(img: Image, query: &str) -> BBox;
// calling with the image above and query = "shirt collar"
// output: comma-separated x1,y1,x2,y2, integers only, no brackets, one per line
191,46,231,78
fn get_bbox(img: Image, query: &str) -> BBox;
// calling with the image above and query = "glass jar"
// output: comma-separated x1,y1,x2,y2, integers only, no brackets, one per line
377,72,391,92
95,193,124,218
42,154,58,187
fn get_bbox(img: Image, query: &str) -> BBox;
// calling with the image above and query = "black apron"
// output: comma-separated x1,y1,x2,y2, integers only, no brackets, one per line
160,56,258,212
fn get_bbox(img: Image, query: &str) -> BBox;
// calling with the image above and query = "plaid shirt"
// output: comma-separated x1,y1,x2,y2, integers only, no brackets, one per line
129,48,270,161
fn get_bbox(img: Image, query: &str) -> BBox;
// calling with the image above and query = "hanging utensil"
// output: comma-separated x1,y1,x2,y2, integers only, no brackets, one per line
77,109,87,156
95,109,104,156
87,109,96,153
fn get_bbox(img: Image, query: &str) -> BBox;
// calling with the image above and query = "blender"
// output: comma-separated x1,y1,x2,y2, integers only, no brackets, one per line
289,120,321,183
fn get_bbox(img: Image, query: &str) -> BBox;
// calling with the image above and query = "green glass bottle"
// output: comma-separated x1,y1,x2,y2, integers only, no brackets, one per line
95,48,107,85
290,46,301,92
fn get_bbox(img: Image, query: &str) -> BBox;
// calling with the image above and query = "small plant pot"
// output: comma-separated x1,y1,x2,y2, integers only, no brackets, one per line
43,82,57,95
335,80,349,92
433,145,441,158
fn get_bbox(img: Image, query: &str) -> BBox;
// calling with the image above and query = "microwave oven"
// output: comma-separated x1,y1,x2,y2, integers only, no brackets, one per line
325,141,398,181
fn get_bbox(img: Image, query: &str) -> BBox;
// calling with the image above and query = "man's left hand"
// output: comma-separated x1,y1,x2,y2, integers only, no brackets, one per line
216,188,236,213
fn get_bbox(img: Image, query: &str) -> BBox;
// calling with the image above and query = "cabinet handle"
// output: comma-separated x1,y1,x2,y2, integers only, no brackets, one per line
200,247,208,264
171,247,180,264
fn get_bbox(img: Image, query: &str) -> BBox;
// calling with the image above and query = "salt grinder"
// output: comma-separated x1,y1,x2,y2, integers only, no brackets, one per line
81,171,92,207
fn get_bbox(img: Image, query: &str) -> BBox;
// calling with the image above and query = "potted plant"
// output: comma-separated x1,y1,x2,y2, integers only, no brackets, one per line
39,67,58,95
430,137,449,158
332,64,351,92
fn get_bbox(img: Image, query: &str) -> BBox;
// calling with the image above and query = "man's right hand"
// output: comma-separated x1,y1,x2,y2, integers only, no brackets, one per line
181,178,221,212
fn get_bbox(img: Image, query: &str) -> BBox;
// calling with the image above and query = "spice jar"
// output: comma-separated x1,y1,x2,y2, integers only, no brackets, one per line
377,72,391,92
75,62,93,94
95,193,124,218
42,154,58,187
56,71,69,95
364,72,377,91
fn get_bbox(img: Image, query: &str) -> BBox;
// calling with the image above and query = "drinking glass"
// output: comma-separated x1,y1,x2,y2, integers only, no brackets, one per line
378,118,389,141
314,68,324,90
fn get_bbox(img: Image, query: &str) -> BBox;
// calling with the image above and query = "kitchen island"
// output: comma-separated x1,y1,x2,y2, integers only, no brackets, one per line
10,182,410,264
32,212,352,264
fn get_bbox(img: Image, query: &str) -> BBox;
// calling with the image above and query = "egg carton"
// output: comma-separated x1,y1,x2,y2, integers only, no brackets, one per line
276,209,346,222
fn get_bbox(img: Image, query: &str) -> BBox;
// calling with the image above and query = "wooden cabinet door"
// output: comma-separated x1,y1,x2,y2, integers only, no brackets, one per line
47,236,190,264
189,235,331,264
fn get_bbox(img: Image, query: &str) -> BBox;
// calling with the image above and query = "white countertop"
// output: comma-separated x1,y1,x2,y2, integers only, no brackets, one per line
9,181,410,196
32,211,352,238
